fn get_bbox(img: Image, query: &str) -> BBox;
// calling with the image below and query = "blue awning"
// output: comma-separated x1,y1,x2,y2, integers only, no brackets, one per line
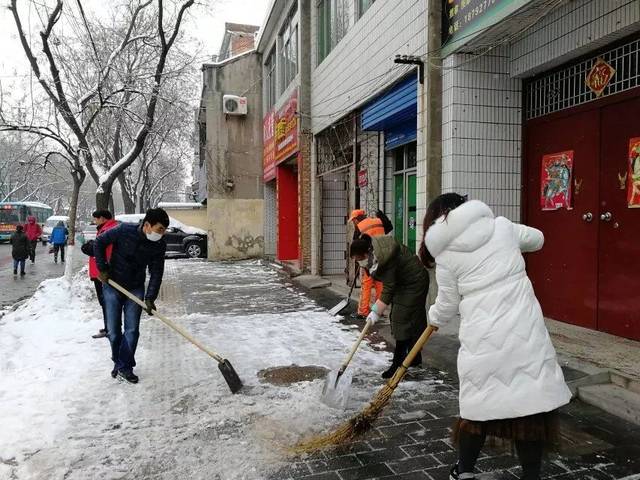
361,76,417,132
384,120,417,150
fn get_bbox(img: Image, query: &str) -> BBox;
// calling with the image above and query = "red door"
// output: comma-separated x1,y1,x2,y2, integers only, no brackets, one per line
525,109,600,329
597,97,640,340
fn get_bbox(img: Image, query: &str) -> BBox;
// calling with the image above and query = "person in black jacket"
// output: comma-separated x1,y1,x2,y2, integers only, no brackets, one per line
10,225,30,276
94,208,169,384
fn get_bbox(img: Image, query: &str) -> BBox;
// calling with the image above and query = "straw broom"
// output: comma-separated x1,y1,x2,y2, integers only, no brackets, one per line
294,325,437,453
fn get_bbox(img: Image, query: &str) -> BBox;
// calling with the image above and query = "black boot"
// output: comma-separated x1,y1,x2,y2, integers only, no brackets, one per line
118,370,139,384
13,269,17,275
449,462,475,480
111,368,118,378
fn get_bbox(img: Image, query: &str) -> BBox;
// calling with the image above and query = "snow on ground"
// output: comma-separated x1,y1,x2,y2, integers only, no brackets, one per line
0,260,436,480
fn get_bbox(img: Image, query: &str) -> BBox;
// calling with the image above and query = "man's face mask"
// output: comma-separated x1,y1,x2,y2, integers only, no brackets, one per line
357,251,374,270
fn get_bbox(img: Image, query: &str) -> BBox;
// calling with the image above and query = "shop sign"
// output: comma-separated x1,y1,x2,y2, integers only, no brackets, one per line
442,0,501,45
263,109,276,181
358,169,368,188
627,137,640,208
585,58,615,97
275,89,299,164
540,150,573,211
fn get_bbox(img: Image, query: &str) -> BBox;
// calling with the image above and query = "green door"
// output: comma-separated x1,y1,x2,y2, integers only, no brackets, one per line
407,174,417,253
394,175,404,244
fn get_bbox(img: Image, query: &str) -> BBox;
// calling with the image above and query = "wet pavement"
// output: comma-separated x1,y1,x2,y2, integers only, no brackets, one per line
0,243,85,309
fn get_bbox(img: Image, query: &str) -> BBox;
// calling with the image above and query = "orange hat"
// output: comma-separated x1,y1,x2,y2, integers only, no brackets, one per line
348,209,366,222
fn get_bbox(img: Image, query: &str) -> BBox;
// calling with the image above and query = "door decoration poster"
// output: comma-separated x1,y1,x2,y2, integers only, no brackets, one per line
540,151,574,211
628,137,640,208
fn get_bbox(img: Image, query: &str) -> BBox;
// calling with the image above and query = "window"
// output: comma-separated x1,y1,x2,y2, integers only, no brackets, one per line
279,5,298,93
357,0,375,19
264,48,277,110
317,0,331,64
317,0,354,65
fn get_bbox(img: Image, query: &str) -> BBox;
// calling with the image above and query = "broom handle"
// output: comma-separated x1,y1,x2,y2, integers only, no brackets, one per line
388,325,437,389
339,320,372,373
346,264,360,299
107,279,225,364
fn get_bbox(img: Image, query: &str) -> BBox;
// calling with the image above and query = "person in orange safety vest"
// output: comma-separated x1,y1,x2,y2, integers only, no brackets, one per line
349,209,385,318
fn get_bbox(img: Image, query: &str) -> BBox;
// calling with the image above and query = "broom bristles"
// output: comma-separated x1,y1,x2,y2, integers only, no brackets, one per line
293,382,397,454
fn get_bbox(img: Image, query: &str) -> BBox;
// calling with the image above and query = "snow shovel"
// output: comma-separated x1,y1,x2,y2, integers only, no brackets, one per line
328,266,360,316
321,319,372,409
107,280,243,394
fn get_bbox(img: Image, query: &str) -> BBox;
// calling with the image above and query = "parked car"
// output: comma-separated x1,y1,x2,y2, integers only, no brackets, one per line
42,215,69,245
115,214,207,258
81,224,98,241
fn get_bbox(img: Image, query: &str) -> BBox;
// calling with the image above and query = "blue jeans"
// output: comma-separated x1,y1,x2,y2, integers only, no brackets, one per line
103,283,144,373
13,259,26,273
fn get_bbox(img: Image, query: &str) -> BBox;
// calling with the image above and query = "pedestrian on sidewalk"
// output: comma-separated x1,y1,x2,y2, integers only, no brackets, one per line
94,208,168,384
81,210,118,339
350,234,428,378
421,193,572,480
10,224,29,276
23,216,42,263
50,221,68,264
349,209,392,319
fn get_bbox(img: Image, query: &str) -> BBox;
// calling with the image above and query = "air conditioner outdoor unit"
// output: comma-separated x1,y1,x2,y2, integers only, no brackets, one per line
223,95,248,115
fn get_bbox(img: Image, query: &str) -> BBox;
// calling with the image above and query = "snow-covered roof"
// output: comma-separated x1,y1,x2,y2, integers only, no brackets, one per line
0,201,52,209
46,215,69,221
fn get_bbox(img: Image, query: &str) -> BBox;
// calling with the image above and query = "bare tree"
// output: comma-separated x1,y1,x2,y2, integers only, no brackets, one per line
0,0,196,239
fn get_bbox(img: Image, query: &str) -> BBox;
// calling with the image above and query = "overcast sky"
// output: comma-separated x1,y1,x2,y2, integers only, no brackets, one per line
0,0,270,85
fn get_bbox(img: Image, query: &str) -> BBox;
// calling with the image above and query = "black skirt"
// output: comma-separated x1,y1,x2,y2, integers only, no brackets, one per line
452,410,560,449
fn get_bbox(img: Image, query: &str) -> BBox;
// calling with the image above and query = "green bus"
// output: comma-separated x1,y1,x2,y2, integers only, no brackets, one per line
0,201,54,242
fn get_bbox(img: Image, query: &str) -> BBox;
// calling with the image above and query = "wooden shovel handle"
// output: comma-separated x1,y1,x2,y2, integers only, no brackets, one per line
388,325,437,389
339,319,372,373
107,279,225,364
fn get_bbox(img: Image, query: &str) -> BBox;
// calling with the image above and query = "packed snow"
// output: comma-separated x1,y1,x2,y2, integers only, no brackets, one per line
0,260,438,480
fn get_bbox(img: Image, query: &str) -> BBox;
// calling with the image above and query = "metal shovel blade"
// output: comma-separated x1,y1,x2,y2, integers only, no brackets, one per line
320,368,353,409
218,359,243,394
328,298,349,316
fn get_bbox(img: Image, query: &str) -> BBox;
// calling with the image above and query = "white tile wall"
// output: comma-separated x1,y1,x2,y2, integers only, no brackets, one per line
310,0,427,134
510,0,640,77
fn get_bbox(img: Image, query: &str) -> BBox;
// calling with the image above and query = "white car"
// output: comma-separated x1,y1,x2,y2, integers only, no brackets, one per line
81,224,98,241
42,215,69,245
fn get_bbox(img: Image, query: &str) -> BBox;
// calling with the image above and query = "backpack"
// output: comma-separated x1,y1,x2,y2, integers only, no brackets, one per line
376,210,393,234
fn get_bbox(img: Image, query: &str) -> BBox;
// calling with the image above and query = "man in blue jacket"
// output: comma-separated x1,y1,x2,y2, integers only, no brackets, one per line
94,208,169,383
50,221,68,263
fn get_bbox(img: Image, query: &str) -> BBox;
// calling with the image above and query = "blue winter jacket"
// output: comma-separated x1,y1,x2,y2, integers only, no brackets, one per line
50,225,68,245
94,223,166,300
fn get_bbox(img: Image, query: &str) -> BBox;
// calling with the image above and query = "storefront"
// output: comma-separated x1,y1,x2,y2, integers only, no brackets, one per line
362,76,418,252
523,37,640,342
264,89,300,262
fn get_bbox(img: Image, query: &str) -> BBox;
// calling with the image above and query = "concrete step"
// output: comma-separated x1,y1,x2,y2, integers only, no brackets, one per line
610,370,640,395
578,383,640,426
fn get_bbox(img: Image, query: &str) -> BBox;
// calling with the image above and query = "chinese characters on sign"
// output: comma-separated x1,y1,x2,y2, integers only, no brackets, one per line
540,151,574,211
442,0,500,44
275,89,299,164
263,89,299,181
263,110,276,181
585,57,616,97
628,137,640,208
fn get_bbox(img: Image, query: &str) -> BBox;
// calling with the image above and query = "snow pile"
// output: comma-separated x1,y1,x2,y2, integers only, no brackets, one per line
0,260,436,480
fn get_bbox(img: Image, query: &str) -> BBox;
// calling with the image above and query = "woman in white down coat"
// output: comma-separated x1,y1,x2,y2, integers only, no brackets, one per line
420,193,572,480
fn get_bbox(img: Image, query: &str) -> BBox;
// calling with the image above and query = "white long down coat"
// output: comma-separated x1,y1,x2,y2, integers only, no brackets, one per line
425,200,571,421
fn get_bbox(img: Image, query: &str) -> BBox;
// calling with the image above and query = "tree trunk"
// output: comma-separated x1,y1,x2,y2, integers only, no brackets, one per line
139,195,145,213
117,173,136,214
96,177,115,211
68,169,86,245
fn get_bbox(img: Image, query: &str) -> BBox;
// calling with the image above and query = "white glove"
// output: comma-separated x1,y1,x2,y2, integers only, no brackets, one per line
366,310,380,325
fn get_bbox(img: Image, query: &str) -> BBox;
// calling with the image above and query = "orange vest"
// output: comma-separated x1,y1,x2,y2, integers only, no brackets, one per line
357,217,385,237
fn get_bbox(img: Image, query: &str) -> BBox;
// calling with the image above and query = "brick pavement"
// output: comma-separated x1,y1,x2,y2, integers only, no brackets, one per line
279,278,640,480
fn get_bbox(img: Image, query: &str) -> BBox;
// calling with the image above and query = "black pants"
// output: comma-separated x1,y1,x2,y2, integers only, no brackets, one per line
93,279,108,332
458,428,543,479
392,337,422,368
29,240,38,262
53,244,65,262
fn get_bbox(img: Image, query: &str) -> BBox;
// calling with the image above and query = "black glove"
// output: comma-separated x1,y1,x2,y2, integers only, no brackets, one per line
145,298,156,315
80,240,95,257
98,270,110,284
